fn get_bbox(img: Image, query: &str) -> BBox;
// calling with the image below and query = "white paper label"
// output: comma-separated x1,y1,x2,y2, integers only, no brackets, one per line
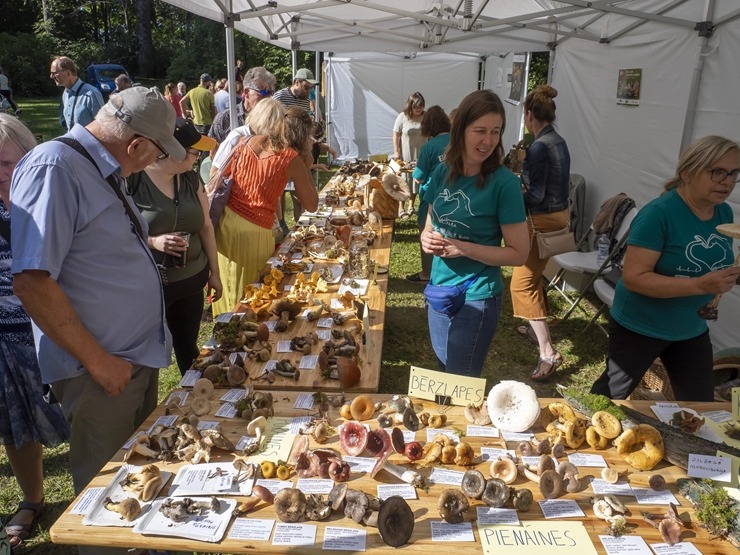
649,542,703,555
376,484,417,500
688,453,732,481
476,506,520,525
567,452,607,467
70,487,104,515
264,319,278,332
317,317,334,328
343,456,375,473
316,329,332,341
428,467,465,486
220,388,246,402
500,431,535,442
322,526,366,551
277,340,292,353
632,487,679,505
296,478,335,494
599,534,652,555
196,420,220,431
179,369,201,387
590,479,634,496
701,410,733,423
215,402,238,418
165,390,188,406
294,393,315,410
480,447,516,461
430,521,475,542
228,518,275,541
425,428,460,443
255,479,294,495
272,523,317,546
538,499,585,519
466,425,500,438
290,416,312,434
299,354,319,369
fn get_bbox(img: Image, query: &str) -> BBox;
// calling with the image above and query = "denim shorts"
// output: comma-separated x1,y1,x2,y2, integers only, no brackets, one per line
427,295,502,377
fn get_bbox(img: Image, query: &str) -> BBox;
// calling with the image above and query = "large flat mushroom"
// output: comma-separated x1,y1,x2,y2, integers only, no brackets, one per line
486,380,540,433
377,496,414,547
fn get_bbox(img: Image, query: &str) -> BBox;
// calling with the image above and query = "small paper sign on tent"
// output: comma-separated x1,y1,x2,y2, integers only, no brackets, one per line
408,366,485,407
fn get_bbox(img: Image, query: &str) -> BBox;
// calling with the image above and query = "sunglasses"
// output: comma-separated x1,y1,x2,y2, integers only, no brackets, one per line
249,87,273,97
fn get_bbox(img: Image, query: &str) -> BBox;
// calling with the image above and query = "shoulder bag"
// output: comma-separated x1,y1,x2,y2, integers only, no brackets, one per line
534,225,576,259
206,135,248,229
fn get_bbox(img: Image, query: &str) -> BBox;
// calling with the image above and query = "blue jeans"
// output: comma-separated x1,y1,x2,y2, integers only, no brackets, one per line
427,295,502,377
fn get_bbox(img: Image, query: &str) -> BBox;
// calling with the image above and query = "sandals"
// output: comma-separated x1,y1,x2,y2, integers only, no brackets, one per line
531,353,563,382
516,325,539,346
6,500,44,547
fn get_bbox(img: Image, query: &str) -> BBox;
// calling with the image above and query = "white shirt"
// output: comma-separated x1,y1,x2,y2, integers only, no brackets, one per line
211,125,254,171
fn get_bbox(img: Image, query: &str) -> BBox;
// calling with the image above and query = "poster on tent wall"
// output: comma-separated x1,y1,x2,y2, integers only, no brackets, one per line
616,68,642,106
507,54,527,105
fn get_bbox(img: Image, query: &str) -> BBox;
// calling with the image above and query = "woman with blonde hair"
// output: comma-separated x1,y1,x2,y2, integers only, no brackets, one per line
510,84,571,382
164,82,183,117
0,113,69,547
592,136,740,400
213,106,318,315
393,91,427,216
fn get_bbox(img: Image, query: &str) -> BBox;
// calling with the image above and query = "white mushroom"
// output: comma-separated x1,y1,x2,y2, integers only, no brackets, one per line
247,416,267,447
486,381,540,433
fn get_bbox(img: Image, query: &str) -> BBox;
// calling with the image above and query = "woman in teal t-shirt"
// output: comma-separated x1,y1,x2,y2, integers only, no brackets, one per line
592,136,740,401
420,90,529,377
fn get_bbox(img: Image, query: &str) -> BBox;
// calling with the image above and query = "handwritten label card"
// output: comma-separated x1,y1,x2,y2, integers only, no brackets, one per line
599,534,652,555
430,521,475,542
687,453,732,481
538,499,585,519
408,366,485,406
272,523,316,546
477,507,520,525
228,518,275,541
477,521,598,555
323,527,366,551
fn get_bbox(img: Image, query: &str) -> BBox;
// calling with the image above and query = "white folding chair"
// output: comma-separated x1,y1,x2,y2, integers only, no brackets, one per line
548,206,637,321
584,277,616,334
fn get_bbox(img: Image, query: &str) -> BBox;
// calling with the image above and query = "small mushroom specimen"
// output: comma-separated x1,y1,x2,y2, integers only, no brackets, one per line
339,421,369,456
328,482,348,511
246,415,267,447
648,474,666,491
402,407,420,432
349,395,376,421
192,378,215,398
517,441,533,457
613,424,665,470
124,435,158,462
454,441,475,466
539,469,565,499
601,467,620,485
551,442,566,458
305,494,332,521
391,427,406,454
428,414,447,428
344,490,370,523
190,396,212,417
104,497,142,521
557,461,581,493
271,298,302,332
486,380,541,433
482,478,510,508
586,426,609,450
438,488,470,523
642,503,686,546
274,488,307,522
120,464,163,502
377,496,415,547
461,469,486,499
404,441,424,461
464,402,491,426
591,410,622,439
522,454,556,482
490,457,518,485
511,488,534,511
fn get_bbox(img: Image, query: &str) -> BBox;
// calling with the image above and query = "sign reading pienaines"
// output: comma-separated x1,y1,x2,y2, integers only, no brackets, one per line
407,366,485,407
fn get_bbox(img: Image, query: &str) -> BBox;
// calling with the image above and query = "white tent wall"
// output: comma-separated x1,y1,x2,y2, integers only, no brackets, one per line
326,54,479,160
551,17,740,351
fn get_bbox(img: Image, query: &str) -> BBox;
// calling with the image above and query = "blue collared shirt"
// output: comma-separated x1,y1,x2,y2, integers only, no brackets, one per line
62,79,104,130
10,125,171,383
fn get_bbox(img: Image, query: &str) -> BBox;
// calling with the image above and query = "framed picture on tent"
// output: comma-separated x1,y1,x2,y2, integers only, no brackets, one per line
616,68,642,106
507,54,527,105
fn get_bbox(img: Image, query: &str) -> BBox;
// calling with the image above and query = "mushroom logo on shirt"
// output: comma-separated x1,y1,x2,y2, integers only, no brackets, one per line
433,188,474,230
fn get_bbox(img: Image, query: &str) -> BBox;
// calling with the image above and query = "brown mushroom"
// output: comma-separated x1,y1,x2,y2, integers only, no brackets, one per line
336,357,362,388
659,518,683,546
539,469,565,499
349,395,375,421
438,488,470,523
328,482,348,511
402,407,420,431
190,396,211,417
192,377,215,398
226,365,247,386
274,488,307,522
648,474,666,491
404,441,424,461
551,442,566,458
390,427,406,454
482,478,510,508
377,496,415,547
344,490,369,523
454,441,475,466
461,469,486,499
511,488,534,511
271,298,302,332
104,497,142,521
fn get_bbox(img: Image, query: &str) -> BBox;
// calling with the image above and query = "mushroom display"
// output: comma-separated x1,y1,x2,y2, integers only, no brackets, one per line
339,421,369,456
461,469,486,499
601,467,620,485
349,395,376,421
120,464,163,502
591,410,622,439
270,298,302,332
464,402,491,426
613,424,665,470
648,474,666,491
486,380,540,433
642,503,686,545
511,488,534,511
104,497,142,521
377,496,415,547
438,488,470,523
246,416,267,448
344,490,370,523
538,469,565,499
490,457,518,485
482,478,510,508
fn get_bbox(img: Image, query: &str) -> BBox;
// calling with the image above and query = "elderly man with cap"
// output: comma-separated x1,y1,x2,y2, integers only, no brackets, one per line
180,73,216,135
10,87,184,554
273,68,318,113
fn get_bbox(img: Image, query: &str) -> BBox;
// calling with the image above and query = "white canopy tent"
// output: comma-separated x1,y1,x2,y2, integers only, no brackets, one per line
161,0,740,350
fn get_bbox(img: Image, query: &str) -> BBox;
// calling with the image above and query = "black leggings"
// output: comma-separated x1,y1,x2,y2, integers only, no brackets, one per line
591,319,714,401
163,265,209,374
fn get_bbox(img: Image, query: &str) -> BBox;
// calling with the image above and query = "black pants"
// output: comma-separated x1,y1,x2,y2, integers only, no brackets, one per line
591,319,714,401
164,264,209,374
0,89,18,111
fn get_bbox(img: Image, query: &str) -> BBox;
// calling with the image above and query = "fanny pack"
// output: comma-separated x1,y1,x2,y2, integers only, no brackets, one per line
424,270,483,317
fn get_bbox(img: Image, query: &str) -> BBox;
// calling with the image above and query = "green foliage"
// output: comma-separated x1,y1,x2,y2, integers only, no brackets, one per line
0,33,57,96
695,479,739,539
528,51,549,92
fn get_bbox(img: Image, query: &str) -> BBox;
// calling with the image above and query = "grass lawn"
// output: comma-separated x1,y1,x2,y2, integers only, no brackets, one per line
0,97,610,554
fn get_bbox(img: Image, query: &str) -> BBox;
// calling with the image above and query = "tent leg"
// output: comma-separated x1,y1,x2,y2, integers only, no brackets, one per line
225,22,237,133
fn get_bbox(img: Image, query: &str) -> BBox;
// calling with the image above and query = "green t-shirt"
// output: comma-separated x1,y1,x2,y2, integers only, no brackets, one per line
185,86,215,126
611,188,734,340
422,164,526,299
413,133,450,227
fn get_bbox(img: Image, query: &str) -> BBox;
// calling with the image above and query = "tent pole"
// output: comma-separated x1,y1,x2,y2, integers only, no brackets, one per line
225,18,238,134
292,50,298,82
326,53,333,160
680,0,715,150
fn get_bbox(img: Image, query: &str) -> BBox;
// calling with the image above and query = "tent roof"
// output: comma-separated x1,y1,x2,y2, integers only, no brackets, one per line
160,0,709,54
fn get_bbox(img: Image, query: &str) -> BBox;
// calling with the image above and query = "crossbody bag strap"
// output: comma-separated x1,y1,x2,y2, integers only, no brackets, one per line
54,137,144,239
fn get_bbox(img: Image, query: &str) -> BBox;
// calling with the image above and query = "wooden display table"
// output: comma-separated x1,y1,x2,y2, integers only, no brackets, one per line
50,394,736,554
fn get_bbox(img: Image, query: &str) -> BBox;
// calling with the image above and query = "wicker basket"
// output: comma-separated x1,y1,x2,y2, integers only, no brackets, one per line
628,359,676,401
368,187,399,220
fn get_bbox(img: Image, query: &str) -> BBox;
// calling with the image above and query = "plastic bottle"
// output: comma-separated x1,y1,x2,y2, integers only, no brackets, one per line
596,235,610,265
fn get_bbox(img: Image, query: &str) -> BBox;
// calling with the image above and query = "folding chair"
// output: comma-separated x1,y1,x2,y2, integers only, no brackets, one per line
548,205,637,322
584,277,617,334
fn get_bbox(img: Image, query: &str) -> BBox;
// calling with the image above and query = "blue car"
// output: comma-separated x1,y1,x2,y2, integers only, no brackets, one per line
85,63,130,99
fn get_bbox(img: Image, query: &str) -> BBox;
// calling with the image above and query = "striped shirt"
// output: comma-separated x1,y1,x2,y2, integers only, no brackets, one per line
272,87,311,113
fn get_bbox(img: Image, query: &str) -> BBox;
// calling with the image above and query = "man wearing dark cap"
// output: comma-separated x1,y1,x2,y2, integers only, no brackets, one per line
272,67,317,113
10,87,184,554
180,73,216,134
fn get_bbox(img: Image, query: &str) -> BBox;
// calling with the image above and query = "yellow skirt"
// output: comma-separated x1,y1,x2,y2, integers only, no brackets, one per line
212,206,274,316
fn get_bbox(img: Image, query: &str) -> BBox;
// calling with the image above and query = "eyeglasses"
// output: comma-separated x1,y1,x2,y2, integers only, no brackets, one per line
50,69,67,76
187,149,200,157
708,167,740,183
136,135,169,160
249,87,273,97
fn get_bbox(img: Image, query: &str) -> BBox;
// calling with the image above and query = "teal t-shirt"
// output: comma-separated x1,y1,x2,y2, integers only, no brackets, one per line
611,188,734,340
421,164,526,300
413,133,450,227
